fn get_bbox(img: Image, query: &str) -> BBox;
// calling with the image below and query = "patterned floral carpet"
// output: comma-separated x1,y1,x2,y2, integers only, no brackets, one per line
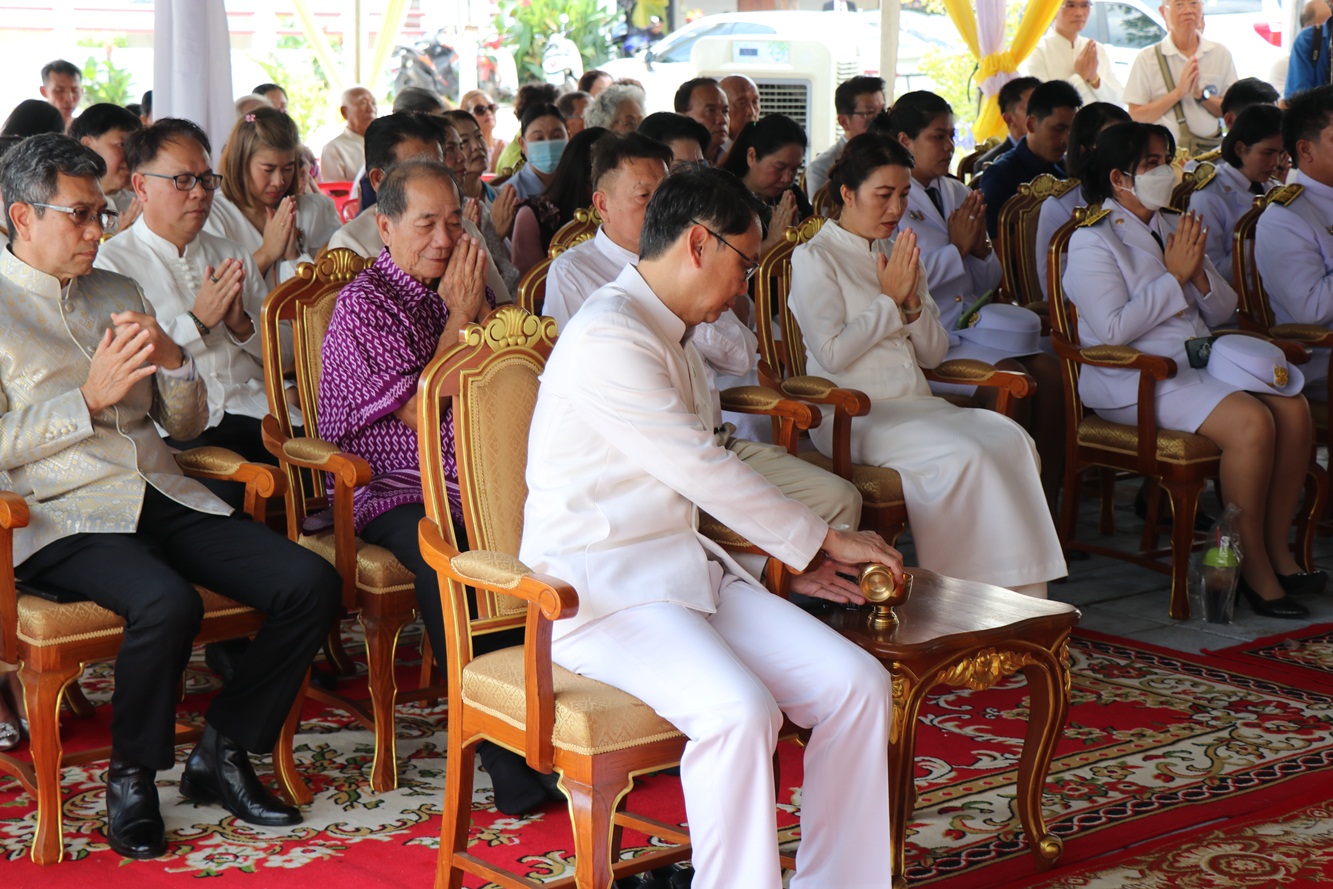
1,628,1332,887
1205,622,1333,692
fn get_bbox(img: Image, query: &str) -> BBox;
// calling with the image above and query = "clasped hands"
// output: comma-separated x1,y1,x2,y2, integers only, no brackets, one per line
80,311,185,413
1164,211,1211,295
194,257,253,336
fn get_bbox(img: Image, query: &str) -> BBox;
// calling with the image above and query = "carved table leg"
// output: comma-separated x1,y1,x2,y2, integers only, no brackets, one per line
887,668,923,884
1016,641,1071,871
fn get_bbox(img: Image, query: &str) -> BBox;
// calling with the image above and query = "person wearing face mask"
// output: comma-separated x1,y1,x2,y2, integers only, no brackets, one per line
1188,104,1284,289
790,132,1066,598
1067,121,1317,617
507,103,570,201
509,126,609,275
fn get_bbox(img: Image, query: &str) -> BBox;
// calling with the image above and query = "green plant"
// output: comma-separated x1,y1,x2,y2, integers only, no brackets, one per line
251,52,337,146
495,0,616,85
78,36,133,107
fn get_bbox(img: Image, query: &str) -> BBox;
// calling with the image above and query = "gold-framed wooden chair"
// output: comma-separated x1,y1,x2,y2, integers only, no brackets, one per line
958,136,1001,184
753,216,1034,546
1048,207,1323,617
995,173,1079,312
549,205,602,254
490,158,524,189
0,451,310,865
259,248,442,792
417,307,695,888
1168,166,1199,213
516,254,556,316
810,183,839,219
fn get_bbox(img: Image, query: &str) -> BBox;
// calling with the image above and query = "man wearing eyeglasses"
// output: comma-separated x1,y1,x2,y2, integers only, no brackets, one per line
1024,0,1124,106
806,75,886,198
1124,0,1237,154
0,133,341,859
95,119,278,508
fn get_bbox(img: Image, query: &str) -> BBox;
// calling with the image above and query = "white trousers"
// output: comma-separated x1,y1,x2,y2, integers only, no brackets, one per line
552,576,892,889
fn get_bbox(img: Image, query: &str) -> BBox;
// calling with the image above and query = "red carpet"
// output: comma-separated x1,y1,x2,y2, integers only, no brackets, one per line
3,629,1333,887
1204,622,1333,692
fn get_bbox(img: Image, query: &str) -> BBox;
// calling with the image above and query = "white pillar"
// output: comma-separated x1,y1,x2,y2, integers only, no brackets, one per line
880,0,900,98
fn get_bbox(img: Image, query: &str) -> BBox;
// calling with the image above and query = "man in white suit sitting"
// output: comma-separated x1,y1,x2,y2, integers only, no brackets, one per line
518,167,899,888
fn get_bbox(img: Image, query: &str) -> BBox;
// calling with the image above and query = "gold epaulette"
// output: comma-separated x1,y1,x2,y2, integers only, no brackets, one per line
1194,148,1222,163
1077,206,1111,227
1270,184,1304,206
1191,162,1217,190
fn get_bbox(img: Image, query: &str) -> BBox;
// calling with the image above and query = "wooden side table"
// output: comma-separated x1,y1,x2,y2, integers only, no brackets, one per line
822,568,1081,887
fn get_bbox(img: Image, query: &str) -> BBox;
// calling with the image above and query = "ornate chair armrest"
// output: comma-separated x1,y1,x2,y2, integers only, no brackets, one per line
719,385,819,454
278,437,374,488
1052,337,1175,466
924,359,1034,419
1070,343,1177,379
0,491,29,663
778,375,872,416
175,447,286,523
418,518,578,773
1212,328,1313,365
1268,323,1333,349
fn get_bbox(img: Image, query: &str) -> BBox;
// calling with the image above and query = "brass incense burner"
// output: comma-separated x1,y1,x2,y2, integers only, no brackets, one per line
860,564,912,630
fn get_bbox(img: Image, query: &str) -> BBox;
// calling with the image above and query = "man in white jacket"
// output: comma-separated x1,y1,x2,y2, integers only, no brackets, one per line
520,167,898,889
1024,0,1125,106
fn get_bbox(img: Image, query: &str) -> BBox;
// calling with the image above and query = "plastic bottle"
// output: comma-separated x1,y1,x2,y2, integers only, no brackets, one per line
1194,504,1241,623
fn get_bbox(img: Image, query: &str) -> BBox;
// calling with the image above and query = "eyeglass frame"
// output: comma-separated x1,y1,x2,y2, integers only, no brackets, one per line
140,171,225,191
471,103,498,115
28,202,119,231
690,218,760,281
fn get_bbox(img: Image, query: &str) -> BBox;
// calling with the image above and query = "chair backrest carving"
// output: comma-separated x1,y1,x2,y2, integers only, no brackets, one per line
1231,189,1279,330
996,173,1079,307
548,205,601,254
753,216,826,384
811,183,840,219
958,136,1001,183
419,306,559,623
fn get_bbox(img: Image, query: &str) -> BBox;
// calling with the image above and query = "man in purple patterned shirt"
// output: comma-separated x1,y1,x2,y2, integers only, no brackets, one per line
321,160,559,814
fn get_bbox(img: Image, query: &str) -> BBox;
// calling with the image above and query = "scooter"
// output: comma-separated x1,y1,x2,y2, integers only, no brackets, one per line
542,17,585,92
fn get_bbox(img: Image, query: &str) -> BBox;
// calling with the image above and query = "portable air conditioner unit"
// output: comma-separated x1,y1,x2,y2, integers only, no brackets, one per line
691,36,859,159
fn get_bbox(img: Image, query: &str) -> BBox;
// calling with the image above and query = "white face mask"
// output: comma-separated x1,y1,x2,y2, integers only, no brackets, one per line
1117,164,1176,212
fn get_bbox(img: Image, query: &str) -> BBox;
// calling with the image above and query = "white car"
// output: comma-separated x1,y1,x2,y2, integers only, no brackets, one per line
599,10,951,115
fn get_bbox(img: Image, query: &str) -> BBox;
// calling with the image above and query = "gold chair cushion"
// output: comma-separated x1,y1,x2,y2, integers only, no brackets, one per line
796,452,906,509
463,648,684,756
1079,415,1220,465
18,588,252,648
299,529,416,595
699,513,755,550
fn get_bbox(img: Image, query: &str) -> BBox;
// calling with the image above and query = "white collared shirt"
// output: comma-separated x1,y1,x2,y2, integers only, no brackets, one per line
1123,33,1236,140
1024,31,1125,106
805,135,846,200
320,127,365,183
95,218,276,427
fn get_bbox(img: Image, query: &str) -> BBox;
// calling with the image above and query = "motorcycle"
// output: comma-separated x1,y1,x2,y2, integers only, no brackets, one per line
542,17,585,92
391,32,460,100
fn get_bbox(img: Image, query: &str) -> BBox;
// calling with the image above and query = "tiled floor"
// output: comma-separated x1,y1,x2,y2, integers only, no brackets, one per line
1045,485,1333,653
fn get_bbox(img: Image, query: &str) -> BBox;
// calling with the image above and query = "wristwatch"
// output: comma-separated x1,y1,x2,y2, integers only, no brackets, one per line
1199,84,1219,101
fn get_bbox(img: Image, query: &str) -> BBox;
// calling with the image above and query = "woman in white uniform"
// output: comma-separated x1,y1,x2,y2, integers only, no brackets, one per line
790,133,1067,597
1188,103,1284,290
880,91,1066,508
1064,121,1314,617
204,107,341,286
1035,102,1130,298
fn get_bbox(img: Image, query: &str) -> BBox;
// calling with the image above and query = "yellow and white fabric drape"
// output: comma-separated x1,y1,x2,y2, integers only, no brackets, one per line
939,0,1064,139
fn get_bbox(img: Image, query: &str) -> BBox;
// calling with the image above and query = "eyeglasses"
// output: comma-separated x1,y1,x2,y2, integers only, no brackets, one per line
691,218,760,281
141,171,224,191
471,103,498,115
30,202,118,231
847,109,885,118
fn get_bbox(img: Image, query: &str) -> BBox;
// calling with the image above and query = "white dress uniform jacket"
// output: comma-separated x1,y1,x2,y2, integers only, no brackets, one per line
1255,170,1333,390
95,219,273,427
519,264,828,639
1034,186,1083,298
203,191,342,286
1189,161,1274,291
1064,201,1238,429
1024,31,1126,106
1123,34,1237,143
804,135,846,200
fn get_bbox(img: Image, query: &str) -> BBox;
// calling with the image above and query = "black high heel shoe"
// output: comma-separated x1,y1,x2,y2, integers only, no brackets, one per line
1237,579,1310,619
1278,570,1328,598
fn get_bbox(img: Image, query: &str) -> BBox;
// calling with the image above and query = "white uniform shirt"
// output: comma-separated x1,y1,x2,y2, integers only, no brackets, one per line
1034,186,1084,298
1123,34,1236,141
94,218,271,427
546,227,639,328
805,135,846,200
1024,32,1125,106
326,207,512,304
320,127,365,183
203,191,342,285
1189,161,1274,289
518,264,826,639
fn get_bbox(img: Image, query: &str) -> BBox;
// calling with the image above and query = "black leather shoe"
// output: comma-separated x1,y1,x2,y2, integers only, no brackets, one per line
106,756,166,859
1237,579,1310,619
1279,571,1329,598
180,725,301,826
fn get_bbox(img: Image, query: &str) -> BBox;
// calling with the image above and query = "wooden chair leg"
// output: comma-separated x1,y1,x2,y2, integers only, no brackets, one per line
1297,463,1329,572
418,631,440,706
361,608,415,792
435,729,476,889
1164,478,1206,620
1097,468,1118,535
1058,463,1083,550
323,621,357,677
22,662,82,866
562,771,634,889
271,672,312,806
1139,478,1165,554
60,677,94,719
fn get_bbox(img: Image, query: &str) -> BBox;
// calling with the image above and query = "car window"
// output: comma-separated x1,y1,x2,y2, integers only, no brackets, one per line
1203,0,1262,12
728,23,778,36
654,22,733,63
1103,3,1165,48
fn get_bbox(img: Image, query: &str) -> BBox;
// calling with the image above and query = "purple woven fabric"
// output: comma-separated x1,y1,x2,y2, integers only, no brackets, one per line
319,248,493,533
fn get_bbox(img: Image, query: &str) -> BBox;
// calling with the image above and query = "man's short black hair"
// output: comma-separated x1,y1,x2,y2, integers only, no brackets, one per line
673,77,721,114
67,103,142,143
591,131,673,191
365,112,447,173
638,166,769,262
637,112,711,154
834,76,886,116
123,118,212,172
1221,77,1280,117
40,59,81,83
1026,80,1083,121
253,83,286,98
141,89,153,116
0,134,105,242
1282,83,1333,160
998,76,1041,115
